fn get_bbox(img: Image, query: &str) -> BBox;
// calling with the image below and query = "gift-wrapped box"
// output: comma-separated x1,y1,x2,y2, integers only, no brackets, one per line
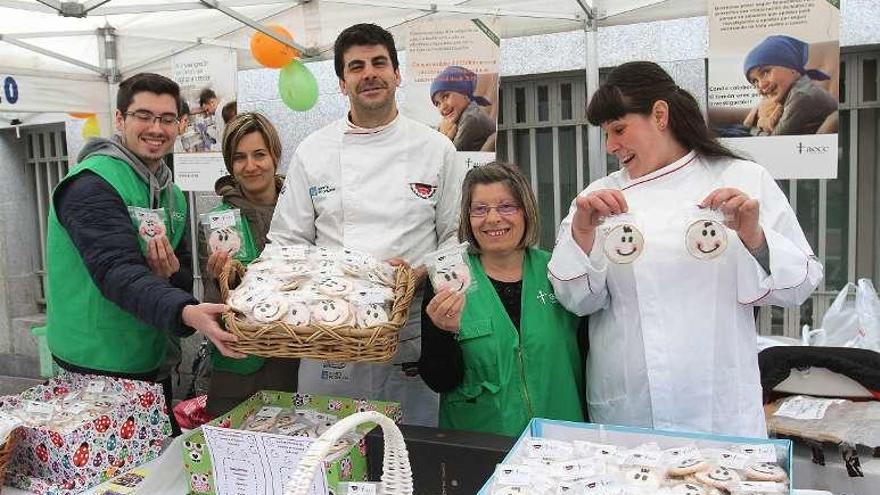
0,371,170,495
183,391,401,495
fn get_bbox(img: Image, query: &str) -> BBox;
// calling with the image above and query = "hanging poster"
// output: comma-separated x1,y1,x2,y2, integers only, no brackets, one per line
404,18,500,170
708,0,840,179
171,46,237,191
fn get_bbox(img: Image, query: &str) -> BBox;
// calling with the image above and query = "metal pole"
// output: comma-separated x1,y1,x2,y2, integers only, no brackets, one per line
583,15,604,182
199,0,313,57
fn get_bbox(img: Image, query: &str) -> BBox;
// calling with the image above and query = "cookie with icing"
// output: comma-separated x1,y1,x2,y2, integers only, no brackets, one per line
138,213,166,241
623,466,661,489
283,301,311,327
208,227,241,256
668,457,710,477
315,277,354,297
745,462,787,482
311,298,353,327
603,223,644,264
252,296,288,323
686,219,728,260
431,264,471,292
355,303,390,328
669,483,708,495
694,465,741,489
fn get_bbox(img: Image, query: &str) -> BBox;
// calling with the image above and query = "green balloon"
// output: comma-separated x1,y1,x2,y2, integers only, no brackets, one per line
278,60,318,112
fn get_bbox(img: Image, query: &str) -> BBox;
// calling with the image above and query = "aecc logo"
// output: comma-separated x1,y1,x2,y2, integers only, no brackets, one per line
0,76,19,105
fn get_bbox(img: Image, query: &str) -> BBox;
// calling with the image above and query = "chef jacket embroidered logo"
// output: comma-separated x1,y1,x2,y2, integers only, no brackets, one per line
409,182,436,199
685,219,728,260
309,184,336,198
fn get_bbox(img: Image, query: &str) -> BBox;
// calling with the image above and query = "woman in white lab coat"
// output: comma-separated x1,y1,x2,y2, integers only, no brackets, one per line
549,61,823,437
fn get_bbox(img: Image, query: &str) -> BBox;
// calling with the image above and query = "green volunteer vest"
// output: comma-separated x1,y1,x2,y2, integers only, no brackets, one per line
46,155,187,374
207,201,265,375
439,248,584,437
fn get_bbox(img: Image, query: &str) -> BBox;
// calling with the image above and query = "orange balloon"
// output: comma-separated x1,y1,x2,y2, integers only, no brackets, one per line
68,112,96,119
250,25,299,68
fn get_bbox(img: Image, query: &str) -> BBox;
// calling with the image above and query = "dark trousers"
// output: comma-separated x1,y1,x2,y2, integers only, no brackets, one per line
53,356,182,436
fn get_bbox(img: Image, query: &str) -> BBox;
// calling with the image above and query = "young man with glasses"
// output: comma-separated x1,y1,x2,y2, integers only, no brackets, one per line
268,24,466,427
45,73,243,436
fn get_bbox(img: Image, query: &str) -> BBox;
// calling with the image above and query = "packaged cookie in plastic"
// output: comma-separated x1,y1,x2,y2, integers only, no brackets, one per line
599,213,644,264
200,208,255,261
350,288,393,329
683,205,728,260
128,206,167,250
424,242,474,293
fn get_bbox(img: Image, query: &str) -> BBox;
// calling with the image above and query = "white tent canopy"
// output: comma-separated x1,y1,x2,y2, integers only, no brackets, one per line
0,0,707,84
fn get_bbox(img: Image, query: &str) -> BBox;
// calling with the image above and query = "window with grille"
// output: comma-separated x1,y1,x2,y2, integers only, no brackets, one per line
24,125,69,306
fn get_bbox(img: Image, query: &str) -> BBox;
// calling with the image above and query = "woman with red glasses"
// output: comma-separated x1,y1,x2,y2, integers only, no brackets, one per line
418,162,584,436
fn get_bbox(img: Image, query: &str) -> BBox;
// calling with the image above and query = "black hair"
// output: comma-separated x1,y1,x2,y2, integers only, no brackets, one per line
116,73,181,114
199,88,217,107
221,100,237,124
333,23,399,79
587,61,742,160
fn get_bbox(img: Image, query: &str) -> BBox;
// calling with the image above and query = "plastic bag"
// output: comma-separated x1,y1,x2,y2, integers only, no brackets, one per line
127,206,167,252
200,208,255,262
820,279,880,351
424,241,475,293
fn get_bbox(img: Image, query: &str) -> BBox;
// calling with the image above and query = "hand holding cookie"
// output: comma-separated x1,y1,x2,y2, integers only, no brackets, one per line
146,236,180,279
571,189,628,254
700,188,764,251
426,288,465,333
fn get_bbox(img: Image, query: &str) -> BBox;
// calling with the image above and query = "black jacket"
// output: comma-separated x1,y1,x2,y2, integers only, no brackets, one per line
54,170,197,338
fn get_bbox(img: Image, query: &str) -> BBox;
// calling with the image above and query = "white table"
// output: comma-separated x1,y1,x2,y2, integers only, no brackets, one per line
3,434,838,494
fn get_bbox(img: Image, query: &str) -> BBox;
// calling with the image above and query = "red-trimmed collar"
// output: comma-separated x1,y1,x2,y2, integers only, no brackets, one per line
621,150,698,191
344,112,399,135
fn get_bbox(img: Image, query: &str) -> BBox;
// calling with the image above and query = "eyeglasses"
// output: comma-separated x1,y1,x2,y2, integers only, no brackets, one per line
469,203,521,217
124,110,180,127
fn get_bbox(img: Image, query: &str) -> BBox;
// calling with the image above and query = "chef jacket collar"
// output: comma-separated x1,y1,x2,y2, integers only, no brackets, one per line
622,149,698,191
344,111,400,135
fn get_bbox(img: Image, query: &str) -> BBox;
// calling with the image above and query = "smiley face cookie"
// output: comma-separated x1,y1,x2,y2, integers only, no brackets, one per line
311,299,353,327
694,465,740,489
603,223,644,264
745,462,787,482
355,303,390,328
228,288,268,314
668,457,710,477
669,482,708,495
624,466,661,489
138,213,166,241
432,264,471,292
315,277,354,297
686,219,728,260
283,301,311,327
252,296,288,323
208,227,241,256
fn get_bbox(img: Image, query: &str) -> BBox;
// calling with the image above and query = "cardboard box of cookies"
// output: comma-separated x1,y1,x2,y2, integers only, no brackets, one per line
182,391,401,495
479,418,793,495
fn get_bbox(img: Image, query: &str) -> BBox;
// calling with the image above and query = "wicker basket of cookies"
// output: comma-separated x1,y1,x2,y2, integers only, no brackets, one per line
218,245,416,363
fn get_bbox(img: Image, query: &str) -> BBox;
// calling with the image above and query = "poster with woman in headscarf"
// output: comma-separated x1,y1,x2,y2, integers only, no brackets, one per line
708,0,839,179
403,18,499,169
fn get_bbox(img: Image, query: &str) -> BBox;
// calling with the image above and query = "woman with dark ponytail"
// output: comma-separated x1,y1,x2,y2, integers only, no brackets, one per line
548,61,822,437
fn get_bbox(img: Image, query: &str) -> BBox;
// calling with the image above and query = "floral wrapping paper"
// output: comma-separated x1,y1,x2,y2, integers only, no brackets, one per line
0,371,170,495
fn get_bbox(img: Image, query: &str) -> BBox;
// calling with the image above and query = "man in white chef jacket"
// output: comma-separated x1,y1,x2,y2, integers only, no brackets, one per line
267,23,464,426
